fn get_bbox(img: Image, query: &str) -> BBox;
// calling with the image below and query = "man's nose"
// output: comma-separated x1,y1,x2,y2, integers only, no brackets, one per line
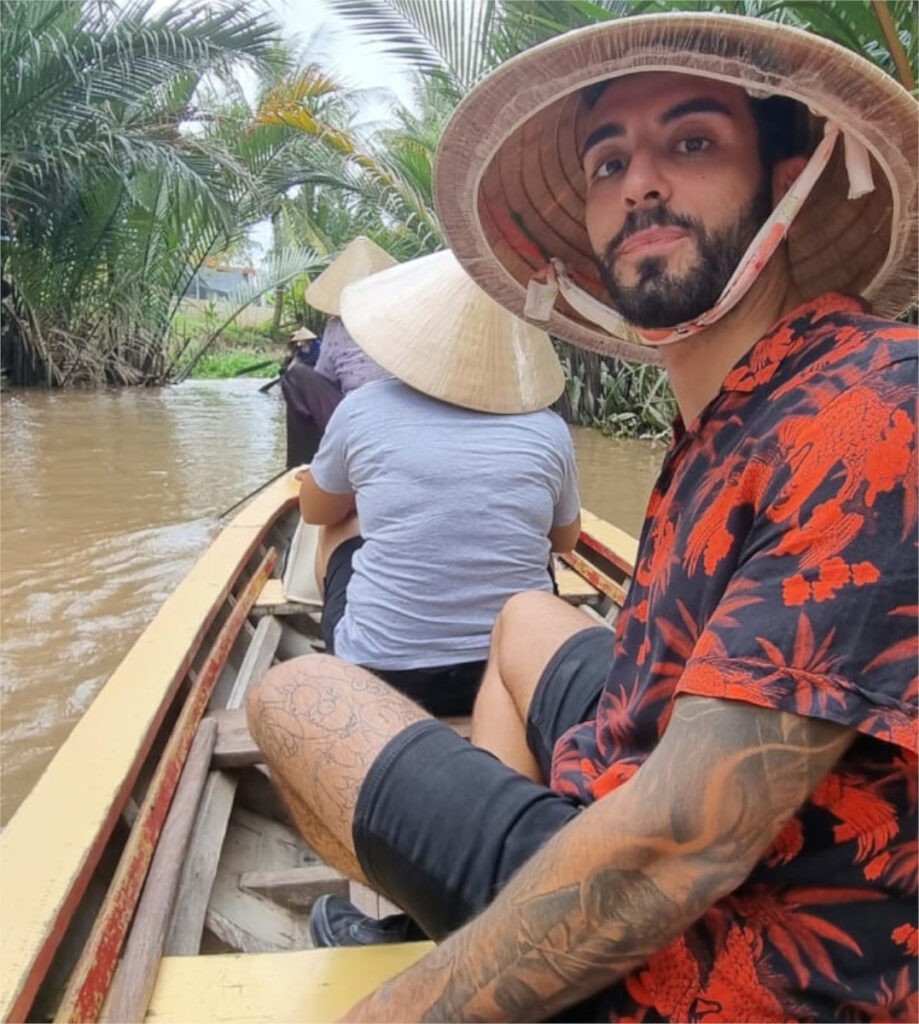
622,150,670,210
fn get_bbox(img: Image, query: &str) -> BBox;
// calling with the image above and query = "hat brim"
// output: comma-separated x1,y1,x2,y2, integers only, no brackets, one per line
435,13,918,360
305,236,398,316
340,250,564,414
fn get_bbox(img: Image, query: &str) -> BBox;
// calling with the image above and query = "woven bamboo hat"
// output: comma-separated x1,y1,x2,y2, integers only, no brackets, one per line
339,249,564,414
289,327,316,342
305,236,398,316
435,13,918,362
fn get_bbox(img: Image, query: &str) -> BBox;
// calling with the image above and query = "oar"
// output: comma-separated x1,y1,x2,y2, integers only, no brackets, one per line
233,358,279,377
218,466,290,520
258,375,282,394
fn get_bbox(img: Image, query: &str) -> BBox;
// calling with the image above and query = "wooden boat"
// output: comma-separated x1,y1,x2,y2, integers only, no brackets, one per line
0,470,638,1024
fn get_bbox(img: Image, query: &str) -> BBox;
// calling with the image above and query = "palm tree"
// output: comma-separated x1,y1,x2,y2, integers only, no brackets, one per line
0,0,325,385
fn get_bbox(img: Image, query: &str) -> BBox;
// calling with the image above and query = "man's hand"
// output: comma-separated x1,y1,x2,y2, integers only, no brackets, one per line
341,695,853,1023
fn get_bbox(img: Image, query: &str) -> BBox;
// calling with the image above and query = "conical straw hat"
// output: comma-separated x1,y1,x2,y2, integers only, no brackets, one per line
339,249,564,414
290,327,316,341
305,236,398,315
435,13,918,363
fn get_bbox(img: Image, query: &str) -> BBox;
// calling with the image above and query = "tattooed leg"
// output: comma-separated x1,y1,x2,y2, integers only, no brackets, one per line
246,653,429,880
471,592,598,780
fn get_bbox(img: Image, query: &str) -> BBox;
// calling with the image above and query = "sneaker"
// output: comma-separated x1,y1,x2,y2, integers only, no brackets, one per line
309,894,426,947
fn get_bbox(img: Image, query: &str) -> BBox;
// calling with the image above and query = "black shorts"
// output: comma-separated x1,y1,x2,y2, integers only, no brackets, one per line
320,537,487,717
351,625,613,940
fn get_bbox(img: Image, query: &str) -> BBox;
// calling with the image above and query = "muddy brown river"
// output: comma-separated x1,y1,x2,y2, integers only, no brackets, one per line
0,380,665,825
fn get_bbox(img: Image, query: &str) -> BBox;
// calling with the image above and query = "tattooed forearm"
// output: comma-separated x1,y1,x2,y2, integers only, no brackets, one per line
344,695,854,1023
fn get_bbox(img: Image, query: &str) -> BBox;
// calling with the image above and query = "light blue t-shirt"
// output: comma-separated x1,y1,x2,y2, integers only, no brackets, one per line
310,379,581,670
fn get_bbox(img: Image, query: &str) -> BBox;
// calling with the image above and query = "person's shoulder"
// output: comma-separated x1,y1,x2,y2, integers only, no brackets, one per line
810,301,917,368
525,406,573,435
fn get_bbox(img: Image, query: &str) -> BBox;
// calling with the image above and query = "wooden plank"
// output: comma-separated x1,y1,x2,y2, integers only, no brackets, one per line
162,772,238,956
555,565,602,603
146,945,431,1023
235,765,294,827
211,707,261,769
239,866,349,911
252,579,315,617
579,508,639,578
101,720,218,1024
561,549,629,608
203,809,313,953
222,615,283,711
163,615,283,958
54,550,277,1024
1,471,298,1024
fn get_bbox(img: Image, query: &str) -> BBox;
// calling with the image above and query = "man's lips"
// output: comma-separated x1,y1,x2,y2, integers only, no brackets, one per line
616,227,688,257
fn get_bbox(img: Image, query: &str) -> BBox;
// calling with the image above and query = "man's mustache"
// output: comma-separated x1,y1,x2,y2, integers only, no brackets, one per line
603,208,699,264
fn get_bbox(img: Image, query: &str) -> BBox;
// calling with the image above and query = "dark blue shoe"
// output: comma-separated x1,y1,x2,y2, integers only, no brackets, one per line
309,894,426,947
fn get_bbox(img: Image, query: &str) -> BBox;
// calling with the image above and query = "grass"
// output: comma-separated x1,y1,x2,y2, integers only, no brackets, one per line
188,349,282,379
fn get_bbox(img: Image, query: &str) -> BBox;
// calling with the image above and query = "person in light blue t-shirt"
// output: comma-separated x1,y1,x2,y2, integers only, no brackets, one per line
294,250,581,717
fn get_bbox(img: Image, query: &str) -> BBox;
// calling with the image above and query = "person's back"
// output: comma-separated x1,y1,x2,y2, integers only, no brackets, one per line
313,317,390,395
312,378,579,670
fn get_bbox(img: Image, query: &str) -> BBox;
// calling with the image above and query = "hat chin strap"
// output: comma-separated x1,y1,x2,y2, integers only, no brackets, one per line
525,122,873,349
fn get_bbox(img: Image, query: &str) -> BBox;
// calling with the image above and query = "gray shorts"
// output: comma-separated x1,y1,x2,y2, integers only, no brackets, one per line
351,625,612,940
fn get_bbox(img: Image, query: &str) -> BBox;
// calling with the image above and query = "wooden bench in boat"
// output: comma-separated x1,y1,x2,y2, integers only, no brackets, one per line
147,943,432,1023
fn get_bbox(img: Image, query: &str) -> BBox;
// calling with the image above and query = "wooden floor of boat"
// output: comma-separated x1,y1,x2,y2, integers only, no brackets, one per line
146,943,432,1022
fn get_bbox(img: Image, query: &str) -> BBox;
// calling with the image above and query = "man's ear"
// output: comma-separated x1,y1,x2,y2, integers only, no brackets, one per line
772,155,808,203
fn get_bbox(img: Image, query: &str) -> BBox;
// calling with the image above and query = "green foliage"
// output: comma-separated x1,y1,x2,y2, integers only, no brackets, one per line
554,343,677,440
0,0,291,385
187,349,280,379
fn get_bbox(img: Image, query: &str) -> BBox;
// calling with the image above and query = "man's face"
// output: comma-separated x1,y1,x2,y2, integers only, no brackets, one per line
581,73,771,329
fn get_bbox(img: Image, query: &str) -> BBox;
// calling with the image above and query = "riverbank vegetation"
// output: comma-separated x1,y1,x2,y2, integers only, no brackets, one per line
1,0,913,437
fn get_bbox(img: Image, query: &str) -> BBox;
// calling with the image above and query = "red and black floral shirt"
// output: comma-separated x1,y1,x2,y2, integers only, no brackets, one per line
552,294,918,1022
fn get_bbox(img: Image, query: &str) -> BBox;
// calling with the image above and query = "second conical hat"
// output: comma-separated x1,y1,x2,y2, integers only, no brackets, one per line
340,249,564,414
305,236,398,316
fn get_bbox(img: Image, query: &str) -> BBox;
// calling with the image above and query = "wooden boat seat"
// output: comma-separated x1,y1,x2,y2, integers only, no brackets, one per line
147,943,432,1023
252,577,321,616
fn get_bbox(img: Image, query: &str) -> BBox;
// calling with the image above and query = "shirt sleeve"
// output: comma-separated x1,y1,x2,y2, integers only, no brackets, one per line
309,398,353,494
677,361,917,753
551,419,582,527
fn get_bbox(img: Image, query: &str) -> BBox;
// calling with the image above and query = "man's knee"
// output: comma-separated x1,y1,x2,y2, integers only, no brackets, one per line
246,653,334,759
487,590,597,713
494,589,567,636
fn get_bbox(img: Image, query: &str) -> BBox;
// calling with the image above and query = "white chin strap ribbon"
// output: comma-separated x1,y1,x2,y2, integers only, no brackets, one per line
524,122,874,349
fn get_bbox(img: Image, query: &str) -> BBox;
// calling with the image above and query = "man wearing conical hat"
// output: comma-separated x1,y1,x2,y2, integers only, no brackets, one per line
248,15,917,1022
280,236,395,466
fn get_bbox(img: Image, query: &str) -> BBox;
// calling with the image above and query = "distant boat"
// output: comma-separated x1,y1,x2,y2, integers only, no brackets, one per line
0,471,637,1024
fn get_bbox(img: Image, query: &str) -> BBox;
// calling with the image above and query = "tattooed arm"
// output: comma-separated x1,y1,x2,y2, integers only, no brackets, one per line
343,695,854,1023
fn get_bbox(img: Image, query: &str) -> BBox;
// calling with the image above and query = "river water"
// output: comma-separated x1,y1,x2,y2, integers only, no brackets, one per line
0,380,665,825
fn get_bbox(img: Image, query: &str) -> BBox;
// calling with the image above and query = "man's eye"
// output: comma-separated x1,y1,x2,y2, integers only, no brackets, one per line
594,155,627,179
677,137,711,154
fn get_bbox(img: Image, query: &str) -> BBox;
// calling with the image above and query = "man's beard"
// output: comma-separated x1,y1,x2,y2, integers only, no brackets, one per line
595,182,772,330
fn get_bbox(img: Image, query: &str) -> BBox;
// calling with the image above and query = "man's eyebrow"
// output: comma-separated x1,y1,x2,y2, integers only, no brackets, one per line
660,97,734,124
580,123,624,162
580,97,734,163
